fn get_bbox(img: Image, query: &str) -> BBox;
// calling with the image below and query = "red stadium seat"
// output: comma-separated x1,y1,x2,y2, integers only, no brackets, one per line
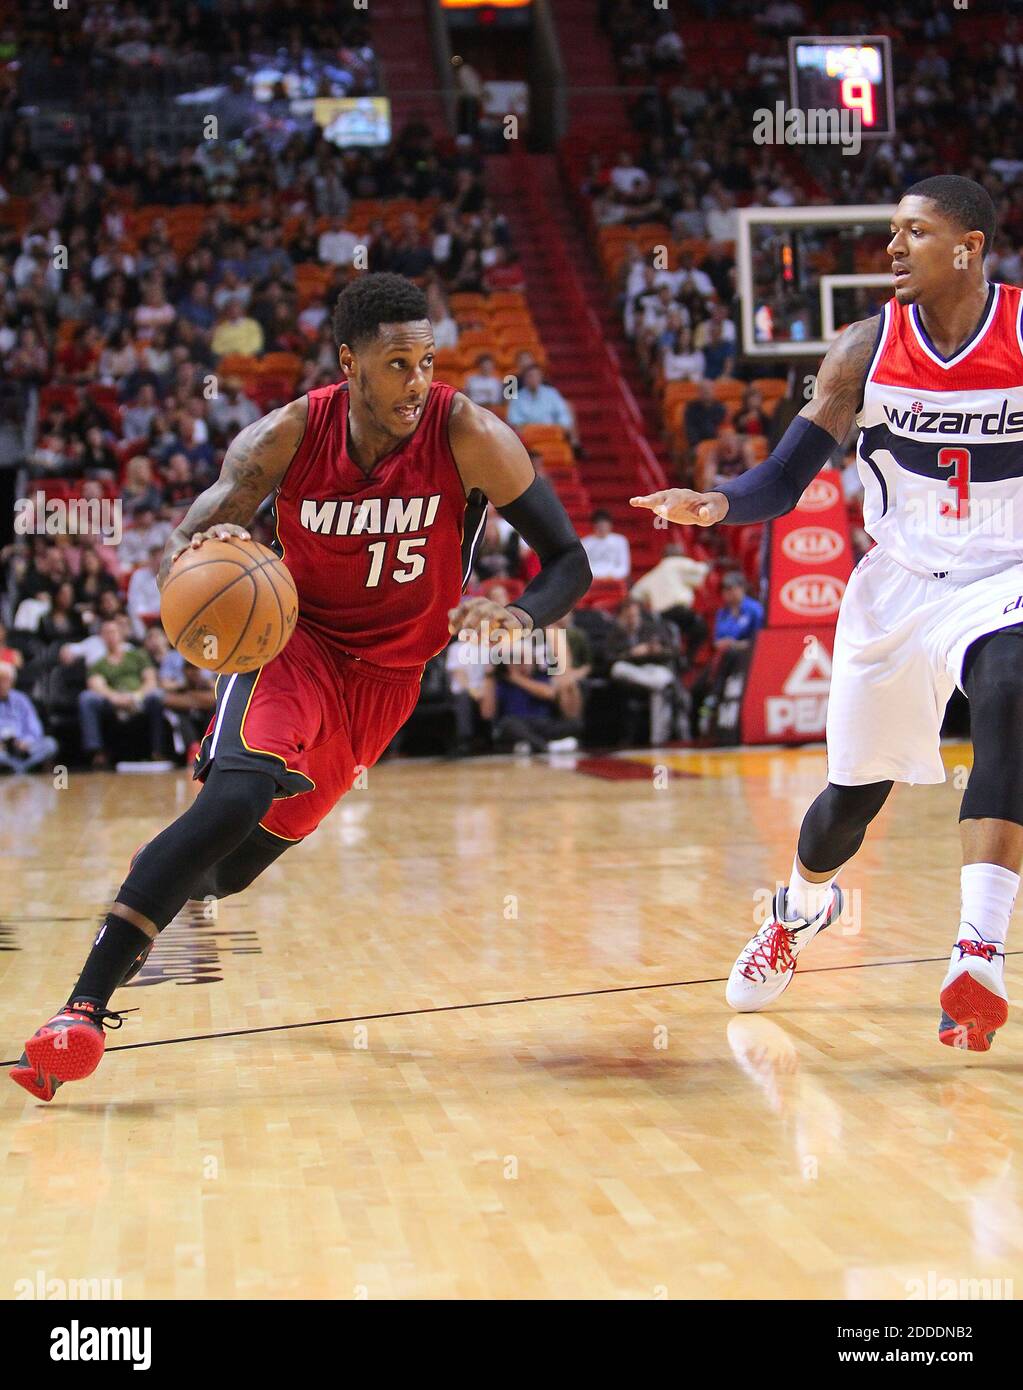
577,578,628,613
39,385,81,416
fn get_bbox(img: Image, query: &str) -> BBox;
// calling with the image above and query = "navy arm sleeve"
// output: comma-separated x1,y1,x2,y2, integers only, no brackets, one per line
717,416,840,524
496,474,592,627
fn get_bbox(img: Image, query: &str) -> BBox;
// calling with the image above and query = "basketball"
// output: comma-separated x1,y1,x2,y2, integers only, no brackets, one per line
160,538,298,674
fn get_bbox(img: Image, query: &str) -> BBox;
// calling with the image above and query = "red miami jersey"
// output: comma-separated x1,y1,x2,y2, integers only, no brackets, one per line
271,380,484,667
855,281,1023,577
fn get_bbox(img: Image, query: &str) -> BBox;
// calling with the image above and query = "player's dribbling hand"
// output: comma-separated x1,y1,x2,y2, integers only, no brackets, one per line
629,489,729,526
187,524,252,550
448,596,532,637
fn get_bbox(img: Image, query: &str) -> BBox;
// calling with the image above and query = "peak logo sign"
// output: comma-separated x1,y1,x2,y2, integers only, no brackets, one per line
797,477,841,512
779,573,844,618
739,627,836,744
781,526,844,565
766,641,833,737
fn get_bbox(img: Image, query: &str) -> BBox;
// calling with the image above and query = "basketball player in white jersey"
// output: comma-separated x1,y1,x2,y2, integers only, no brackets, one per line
632,176,1022,1051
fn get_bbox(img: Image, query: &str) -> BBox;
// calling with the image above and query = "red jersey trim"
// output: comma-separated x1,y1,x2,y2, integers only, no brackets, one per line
870,283,1023,392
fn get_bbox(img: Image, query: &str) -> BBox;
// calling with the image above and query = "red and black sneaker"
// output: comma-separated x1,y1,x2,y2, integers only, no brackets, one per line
9,1000,133,1102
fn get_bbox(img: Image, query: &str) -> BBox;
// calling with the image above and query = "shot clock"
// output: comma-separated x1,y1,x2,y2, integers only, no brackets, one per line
788,35,895,140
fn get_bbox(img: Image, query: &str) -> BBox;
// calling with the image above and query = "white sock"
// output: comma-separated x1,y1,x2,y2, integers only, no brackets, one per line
785,856,836,922
959,863,1019,947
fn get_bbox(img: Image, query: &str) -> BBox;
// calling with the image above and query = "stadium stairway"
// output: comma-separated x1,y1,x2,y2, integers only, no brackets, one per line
487,151,668,577
546,0,630,151
370,0,447,137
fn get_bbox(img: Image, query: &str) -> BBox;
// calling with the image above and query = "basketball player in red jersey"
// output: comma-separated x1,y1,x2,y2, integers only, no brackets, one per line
11,273,591,1101
634,176,1023,1051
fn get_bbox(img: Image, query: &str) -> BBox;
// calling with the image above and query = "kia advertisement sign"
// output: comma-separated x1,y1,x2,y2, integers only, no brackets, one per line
780,527,844,565
796,475,841,512
778,573,845,618
741,627,835,744
765,468,853,627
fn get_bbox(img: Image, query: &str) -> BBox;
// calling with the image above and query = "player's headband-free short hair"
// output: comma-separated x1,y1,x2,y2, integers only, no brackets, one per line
332,272,430,350
903,175,997,255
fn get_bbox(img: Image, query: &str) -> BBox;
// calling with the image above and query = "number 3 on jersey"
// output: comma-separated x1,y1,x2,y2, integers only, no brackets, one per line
365,537,427,587
938,446,971,519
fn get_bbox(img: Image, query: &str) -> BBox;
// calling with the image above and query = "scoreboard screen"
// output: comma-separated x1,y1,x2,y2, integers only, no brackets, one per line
788,36,894,140
441,0,532,28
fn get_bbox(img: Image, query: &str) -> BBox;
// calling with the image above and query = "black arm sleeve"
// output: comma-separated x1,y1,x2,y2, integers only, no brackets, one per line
717,416,840,524
495,474,592,627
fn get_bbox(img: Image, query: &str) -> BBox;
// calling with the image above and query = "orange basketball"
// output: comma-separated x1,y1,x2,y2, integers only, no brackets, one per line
160,538,298,674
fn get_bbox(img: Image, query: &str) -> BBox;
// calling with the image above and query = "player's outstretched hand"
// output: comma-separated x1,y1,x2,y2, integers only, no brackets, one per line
448,596,532,637
629,489,728,526
187,524,252,550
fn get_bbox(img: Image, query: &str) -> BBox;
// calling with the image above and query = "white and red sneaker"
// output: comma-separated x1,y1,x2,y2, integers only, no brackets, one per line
726,885,844,1013
939,928,1008,1053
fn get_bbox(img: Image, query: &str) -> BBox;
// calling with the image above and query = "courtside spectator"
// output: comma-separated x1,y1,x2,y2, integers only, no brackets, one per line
507,364,579,449
703,428,755,492
714,573,764,649
122,386,160,441
661,325,706,382
426,282,459,349
126,546,163,641
121,455,163,514
212,299,264,359
491,654,583,755
606,598,682,746
581,509,631,581
145,628,215,760
39,581,86,645
74,548,119,625
684,380,726,450
733,386,772,436
118,505,173,571
318,217,360,268
79,619,164,768
464,354,505,408
0,662,58,773
696,318,735,380
547,610,592,732
482,247,526,293
630,541,710,657
210,378,261,436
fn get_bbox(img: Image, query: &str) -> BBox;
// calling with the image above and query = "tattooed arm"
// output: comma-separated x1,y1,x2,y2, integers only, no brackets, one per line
158,396,308,589
798,314,880,439
631,315,880,527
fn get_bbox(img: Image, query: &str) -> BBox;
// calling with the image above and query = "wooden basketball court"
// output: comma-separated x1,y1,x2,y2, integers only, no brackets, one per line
2,741,1020,1300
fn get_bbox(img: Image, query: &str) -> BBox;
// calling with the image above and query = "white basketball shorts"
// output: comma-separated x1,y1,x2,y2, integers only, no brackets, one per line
826,547,1023,786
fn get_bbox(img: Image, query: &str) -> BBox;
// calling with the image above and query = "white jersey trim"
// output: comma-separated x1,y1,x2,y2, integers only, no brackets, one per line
853,303,891,428
864,301,891,388
907,282,1000,371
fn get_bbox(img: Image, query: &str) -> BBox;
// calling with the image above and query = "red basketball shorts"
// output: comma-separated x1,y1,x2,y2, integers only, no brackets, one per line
194,622,424,841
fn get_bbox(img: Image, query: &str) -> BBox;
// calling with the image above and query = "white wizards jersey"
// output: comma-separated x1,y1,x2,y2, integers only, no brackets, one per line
855,281,1023,577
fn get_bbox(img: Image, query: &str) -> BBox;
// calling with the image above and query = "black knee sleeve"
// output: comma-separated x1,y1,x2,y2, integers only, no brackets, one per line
797,780,893,874
961,626,1023,826
195,824,293,900
116,767,277,929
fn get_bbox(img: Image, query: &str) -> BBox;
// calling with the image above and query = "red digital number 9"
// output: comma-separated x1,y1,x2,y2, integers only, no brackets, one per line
841,77,876,126
938,447,971,519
